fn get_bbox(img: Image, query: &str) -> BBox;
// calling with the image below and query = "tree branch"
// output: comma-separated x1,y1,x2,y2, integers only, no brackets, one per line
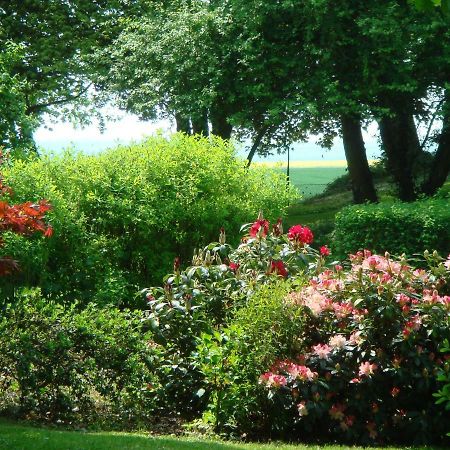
26,83,92,115
420,97,445,150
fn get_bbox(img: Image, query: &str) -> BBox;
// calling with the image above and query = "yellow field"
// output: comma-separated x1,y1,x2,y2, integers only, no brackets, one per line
254,159,378,168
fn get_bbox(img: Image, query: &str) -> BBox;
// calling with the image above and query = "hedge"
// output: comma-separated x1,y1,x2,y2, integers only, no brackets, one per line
332,198,450,258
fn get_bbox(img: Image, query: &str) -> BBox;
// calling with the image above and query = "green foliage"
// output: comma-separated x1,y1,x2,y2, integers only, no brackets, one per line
0,288,158,426
433,338,450,436
0,43,36,153
332,199,450,258
1,134,296,305
195,281,306,434
0,0,147,150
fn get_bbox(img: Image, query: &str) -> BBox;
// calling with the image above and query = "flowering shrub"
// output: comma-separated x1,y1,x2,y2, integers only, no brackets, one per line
143,214,323,414
258,250,450,444
144,214,322,355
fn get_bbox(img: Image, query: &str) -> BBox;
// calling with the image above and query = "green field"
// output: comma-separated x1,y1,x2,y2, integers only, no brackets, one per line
257,161,349,198
283,167,347,198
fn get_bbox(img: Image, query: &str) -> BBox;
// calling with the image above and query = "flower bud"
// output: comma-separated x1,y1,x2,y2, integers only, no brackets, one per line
219,227,226,245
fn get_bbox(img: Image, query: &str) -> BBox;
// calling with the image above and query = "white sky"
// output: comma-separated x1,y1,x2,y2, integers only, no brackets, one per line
34,108,382,161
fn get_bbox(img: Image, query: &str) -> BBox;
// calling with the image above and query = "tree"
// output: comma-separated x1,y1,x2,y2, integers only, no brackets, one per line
0,43,36,153
0,0,146,152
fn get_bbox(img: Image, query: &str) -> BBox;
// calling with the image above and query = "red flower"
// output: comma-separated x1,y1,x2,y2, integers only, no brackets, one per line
270,260,288,278
229,262,240,272
320,245,330,256
287,225,313,245
249,219,269,238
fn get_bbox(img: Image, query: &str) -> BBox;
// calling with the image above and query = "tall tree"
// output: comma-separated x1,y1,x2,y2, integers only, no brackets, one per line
0,0,145,151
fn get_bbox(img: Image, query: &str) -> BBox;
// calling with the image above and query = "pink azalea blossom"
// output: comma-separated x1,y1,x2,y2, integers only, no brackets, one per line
313,343,332,359
329,403,346,421
358,361,377,377
329,334,347,349
297,401,309,416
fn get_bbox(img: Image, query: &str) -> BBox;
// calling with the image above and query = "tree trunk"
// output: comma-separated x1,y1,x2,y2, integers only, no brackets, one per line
175,113,191,134
191,110,209,136
341,115,378,203
246,125,270,168
421,93,450,196
210,108,232,140
378,112,419,201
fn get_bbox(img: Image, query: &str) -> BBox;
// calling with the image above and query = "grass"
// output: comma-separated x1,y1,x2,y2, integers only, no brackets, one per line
0,419,442,450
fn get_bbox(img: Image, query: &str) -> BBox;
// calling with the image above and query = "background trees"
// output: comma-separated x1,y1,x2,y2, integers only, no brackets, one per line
1,0,449,202
0,0,146,152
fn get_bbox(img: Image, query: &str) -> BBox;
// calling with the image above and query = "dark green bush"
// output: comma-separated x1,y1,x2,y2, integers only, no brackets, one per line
332,198,450,258
0,134,296,306
0,289,159,426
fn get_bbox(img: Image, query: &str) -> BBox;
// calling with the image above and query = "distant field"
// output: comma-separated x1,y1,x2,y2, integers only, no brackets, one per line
261,164,348,198
286,167,347,197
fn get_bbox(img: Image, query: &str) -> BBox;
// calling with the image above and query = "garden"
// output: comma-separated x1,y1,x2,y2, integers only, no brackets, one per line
1,0,450,449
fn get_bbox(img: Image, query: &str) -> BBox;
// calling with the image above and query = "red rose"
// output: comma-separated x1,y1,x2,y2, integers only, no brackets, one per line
249,219,269,238
320,245,330,256
270,260,288,278
287,224,314,245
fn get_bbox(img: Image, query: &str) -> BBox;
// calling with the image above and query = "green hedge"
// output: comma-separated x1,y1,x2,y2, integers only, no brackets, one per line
0,134,297,306
332,198,450,257
0,289,158,426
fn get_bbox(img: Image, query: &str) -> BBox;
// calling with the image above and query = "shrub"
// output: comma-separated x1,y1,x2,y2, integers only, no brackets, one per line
0,288,159,427
195,281,306,435
257,251,450,444
333,198,450,258
1,134,297,306
143,215,325,415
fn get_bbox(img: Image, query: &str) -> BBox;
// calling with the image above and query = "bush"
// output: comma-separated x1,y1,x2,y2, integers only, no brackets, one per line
143,215,324,416
1,134,297,306
0,289,159,427
257,251,450,444
195,281,306,435
333,198,450,258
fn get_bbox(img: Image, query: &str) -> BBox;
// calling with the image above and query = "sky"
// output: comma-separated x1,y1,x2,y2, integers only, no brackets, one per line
34,109,382,162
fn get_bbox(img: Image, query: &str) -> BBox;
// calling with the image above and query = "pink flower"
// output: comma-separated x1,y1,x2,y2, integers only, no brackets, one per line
312,343,332,359
391,386,400,397
358,361,377,377
329,334,347,349
287,224,314,245
349,331,362,345
320,245,330,256
396,293,411,307
333,302,353,319
444,255,450,270
334,264,343,272
329,403,346,421
297,401,309,416
259,372,287,388
249,219,269,238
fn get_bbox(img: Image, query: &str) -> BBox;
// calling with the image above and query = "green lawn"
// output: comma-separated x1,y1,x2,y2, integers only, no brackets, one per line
0,419,442,450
